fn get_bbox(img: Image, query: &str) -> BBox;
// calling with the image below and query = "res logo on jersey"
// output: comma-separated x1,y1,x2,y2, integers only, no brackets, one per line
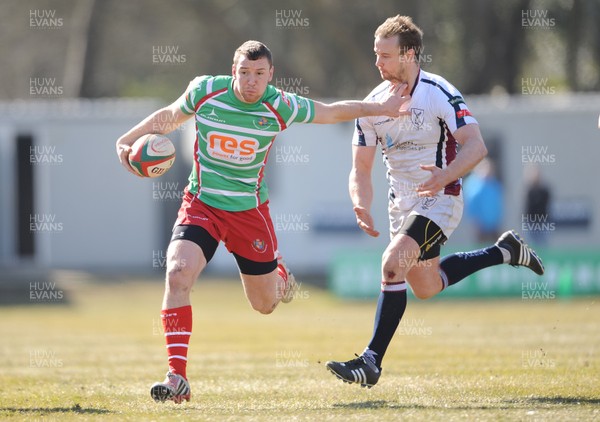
206,131,259,164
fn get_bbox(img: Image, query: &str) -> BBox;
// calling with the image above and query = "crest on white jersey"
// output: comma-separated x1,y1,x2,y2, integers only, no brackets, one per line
410,108,425,128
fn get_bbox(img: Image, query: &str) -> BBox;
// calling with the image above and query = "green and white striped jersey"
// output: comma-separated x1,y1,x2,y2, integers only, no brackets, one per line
179,75,315,211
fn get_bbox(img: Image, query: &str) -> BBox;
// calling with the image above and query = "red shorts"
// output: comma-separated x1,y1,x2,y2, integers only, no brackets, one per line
175,191,278,262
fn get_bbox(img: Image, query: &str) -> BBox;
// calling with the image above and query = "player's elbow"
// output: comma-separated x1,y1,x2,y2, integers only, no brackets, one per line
313,102,343,124
149,109,171,134
312,113,339,125
479,142,488,160
152,107,186,134
469,138,488,164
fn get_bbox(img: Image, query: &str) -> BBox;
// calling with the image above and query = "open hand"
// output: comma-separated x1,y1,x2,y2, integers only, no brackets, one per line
380,83,411,118
416,164,448,197
354,206,380,237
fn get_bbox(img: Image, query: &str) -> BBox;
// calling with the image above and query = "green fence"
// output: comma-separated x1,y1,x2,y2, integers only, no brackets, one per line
328,248,600,299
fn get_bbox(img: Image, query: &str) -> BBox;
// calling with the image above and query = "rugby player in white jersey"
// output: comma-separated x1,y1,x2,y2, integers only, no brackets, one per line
116,40,410,403
326,15,544,388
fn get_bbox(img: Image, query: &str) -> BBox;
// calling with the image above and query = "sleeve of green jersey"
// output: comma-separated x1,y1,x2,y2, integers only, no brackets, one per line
179,75,212,115
288,93,315,124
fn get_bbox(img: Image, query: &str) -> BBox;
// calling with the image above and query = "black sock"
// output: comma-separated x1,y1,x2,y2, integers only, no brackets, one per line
439,245,504,289
365,283,407,368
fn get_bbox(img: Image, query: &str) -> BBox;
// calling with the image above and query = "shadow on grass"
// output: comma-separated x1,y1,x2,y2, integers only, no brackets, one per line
0,404,111,415
333,400,511,411
522,396,600,406
333,396,600,411
333,400,398,410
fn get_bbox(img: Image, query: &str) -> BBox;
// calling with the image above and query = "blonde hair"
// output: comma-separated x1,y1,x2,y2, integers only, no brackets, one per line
375,15,424,59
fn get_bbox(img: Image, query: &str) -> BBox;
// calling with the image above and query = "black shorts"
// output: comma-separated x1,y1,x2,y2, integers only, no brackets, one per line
399,214,448,261
171,225,278,276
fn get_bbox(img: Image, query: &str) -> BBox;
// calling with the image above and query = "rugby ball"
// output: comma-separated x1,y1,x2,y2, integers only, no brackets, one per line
128,134,176,178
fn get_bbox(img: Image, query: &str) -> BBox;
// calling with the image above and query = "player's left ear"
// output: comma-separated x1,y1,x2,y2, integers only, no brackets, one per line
399,47,416,64
406,48,417,63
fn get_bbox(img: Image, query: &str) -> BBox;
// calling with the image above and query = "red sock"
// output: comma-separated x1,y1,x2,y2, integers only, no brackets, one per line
277,266,287,282
161,305,192,379
276,258,288,283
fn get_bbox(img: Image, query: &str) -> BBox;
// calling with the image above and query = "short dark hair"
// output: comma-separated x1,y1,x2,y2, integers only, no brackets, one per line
233,40,273,67
375,15,424,59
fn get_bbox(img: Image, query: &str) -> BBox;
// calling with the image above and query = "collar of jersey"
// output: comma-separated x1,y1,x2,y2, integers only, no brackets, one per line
410,69,421,96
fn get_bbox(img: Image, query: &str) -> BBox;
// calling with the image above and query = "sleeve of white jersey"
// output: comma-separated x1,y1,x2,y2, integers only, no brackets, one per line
352,117,377,147
435,84,478,134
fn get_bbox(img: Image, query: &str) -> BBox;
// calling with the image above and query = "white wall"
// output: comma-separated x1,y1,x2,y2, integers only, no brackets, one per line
469,93,600,247
0,99,164,269
1,95,598,275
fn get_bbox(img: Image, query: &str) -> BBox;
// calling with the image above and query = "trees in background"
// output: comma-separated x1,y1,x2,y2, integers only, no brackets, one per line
3,0,598,100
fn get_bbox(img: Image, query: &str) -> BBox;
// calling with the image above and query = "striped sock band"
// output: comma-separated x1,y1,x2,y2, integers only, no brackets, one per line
439,269,449,290
381,280,408,293
161,305,192,379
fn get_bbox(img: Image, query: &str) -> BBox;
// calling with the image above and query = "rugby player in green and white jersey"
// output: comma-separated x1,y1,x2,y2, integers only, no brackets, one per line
116,40,410,404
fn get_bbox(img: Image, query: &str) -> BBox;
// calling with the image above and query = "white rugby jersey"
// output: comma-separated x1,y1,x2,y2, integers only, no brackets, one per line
352,69,477,208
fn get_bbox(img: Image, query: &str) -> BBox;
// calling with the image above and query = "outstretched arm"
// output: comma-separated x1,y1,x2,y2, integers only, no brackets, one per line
115,101,191,176
350,145,380,237
312,83,410,124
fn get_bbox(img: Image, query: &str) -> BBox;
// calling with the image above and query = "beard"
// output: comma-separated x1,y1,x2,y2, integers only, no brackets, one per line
379,68,405,84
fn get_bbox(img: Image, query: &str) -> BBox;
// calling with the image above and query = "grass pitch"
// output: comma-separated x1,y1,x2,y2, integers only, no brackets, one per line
0,276,599,421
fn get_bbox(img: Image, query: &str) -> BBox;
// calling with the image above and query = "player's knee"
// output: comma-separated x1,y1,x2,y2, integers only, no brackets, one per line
250,300,275,315
382,251,408,281
166,262,194,293
412,290,432,300
382,250,395,271
412,285,437,300
384,247,415,267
